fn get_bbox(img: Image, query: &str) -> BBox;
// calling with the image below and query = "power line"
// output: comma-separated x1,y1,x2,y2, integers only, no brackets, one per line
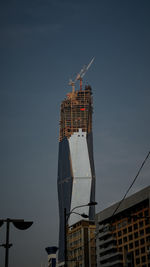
111,150,150,216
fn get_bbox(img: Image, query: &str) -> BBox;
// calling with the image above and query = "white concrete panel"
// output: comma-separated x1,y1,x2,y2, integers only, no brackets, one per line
69,178,91,225
69,129,91,178
68,129,92,226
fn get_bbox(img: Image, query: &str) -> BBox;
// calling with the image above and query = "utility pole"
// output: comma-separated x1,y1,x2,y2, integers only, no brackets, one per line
64,208,67,267
5,219,11,267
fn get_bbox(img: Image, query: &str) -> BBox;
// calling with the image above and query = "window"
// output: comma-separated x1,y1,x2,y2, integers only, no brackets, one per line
123,236,127,242
128,226,132,232
144,210,149,217
139,221,144,228
124,245,128,251
122,220,127,227
134,232,138,238
128,217,131,224
123,228,127,234
129,243,133,249
134,224,138,230
146,236,150,242
136,258,140,264
141,247,145,253
145,219,150,225
140,230,144,236
146,227,150,234
118,222,122,229
118,239,122,245
140,238,145,245
135,240,139,247
129,234,133,241
118,231,122,237
142,256,146,263
111,225,116,231
135,249,139,256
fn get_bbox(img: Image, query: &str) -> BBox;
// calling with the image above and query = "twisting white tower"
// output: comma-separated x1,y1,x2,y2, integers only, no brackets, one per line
57,61,95,263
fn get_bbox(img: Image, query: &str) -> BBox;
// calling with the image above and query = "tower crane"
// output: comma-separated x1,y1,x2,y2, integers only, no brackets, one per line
76,57,95,90
69,57,95,92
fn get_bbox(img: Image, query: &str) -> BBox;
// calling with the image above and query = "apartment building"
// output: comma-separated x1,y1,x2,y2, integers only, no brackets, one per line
67,220,96,267
96,186,150,267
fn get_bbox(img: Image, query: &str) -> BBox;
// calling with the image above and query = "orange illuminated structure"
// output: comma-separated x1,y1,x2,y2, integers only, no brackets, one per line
59,85,93,142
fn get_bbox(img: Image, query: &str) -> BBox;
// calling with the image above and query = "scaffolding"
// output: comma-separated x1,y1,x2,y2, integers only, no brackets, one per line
59,85,93,141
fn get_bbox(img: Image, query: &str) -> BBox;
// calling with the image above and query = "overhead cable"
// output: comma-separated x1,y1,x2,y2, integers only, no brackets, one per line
112,150,150,217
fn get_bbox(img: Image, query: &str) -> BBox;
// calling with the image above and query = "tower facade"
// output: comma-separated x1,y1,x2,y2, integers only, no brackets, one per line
57,85,95,262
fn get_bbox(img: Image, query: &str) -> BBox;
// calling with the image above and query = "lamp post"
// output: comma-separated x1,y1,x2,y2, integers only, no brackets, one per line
0,218,33,267
64,201,97,267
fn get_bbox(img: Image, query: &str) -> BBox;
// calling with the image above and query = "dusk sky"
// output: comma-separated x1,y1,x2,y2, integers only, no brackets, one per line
0,0,150,266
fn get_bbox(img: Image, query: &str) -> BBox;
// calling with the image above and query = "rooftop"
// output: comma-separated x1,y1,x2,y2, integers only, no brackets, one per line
96,186,150,222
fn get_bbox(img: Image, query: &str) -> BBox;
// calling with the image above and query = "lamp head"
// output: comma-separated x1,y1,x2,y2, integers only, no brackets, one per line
88,201,97,206
13,221,33,230
81,213,89,219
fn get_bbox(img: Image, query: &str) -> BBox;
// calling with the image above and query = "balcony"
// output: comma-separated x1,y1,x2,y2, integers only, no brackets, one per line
99,236,115,246
99,259,123,267
100,251,122,262
99,244,117,254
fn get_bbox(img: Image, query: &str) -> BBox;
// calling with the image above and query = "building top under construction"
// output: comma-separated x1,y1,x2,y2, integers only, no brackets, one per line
59,85,93,141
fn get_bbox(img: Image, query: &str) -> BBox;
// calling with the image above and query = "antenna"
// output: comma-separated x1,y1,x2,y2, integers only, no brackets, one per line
69,57,95,92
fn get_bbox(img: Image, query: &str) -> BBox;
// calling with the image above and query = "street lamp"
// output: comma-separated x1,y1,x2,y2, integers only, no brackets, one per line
70,201,97,214
64,201,97,267
0,218,33,267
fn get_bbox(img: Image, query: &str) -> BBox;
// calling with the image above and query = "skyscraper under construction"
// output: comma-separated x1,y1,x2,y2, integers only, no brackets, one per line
57,63,95,263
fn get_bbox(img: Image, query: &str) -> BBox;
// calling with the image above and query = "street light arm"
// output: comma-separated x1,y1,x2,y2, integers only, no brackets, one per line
71,212,89,218
70,201,97,214
66,205,89,222
70,204,88,214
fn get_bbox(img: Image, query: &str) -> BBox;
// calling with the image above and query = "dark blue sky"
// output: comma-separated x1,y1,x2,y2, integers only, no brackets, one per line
0,0,150,266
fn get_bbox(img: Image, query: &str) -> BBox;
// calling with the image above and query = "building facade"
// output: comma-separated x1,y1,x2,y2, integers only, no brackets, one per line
96,186,150,267
57,85,96,263
67,220,96,267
